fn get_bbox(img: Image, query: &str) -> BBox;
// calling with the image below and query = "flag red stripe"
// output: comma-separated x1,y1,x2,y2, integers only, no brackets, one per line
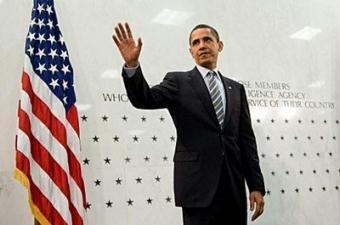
15,150,68,225
15,149,30,179
70,202,83,225
67,105,80,135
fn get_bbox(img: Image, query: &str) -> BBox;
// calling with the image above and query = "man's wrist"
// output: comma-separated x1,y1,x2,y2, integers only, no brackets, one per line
123,62,140,78
125,61,139,68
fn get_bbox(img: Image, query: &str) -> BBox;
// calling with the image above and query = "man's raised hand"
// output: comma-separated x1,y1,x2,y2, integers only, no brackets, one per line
112,22,142,67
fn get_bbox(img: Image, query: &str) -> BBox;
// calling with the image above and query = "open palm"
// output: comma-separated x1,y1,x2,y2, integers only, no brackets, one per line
112,22,142,67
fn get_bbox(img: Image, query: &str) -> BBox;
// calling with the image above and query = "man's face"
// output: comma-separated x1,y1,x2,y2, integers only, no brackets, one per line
189,28,223,70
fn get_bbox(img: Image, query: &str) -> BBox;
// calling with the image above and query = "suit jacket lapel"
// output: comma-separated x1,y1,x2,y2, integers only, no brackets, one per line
188,67,220,128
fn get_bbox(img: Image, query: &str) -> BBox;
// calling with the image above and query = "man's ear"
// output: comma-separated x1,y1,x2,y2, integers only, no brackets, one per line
189,47,194,57
218,41,224,52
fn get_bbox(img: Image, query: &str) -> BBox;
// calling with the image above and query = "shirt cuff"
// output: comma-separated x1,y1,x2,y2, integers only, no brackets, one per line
123,63,140,78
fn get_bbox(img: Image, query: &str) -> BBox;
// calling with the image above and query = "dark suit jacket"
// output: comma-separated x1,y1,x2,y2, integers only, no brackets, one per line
123,66,265,209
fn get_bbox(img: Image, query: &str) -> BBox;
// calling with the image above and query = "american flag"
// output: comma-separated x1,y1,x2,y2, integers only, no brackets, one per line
14,0,86,224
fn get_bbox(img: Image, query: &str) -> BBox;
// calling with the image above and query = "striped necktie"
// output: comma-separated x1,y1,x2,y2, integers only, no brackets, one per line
207,71,224,128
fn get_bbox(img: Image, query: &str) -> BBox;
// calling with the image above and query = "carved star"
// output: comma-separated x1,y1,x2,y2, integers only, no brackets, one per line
127,199,134,206
81,115,88,121
106,200,113,208
102,115,108,122
133,135,139,142
83,158,90,165
124,157,131,163
136,177,142,184
86,202,91,210
113,135,119,142
104,157,111,164
147,198,153,204
92,136,99,142
144,156,150,162
115,178,122,185
165,196,172,203
94,179,101,186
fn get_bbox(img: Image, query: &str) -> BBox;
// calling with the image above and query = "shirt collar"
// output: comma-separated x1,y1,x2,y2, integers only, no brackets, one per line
195,64,220,79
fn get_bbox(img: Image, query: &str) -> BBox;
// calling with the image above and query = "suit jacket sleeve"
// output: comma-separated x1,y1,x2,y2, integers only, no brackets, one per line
238,84,266,196
122,66,178,109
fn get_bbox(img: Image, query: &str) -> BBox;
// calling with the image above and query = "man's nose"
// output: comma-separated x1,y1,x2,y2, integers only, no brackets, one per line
198,41,207,50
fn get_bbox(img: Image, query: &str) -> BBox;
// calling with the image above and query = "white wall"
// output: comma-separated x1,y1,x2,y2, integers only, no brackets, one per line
0,0,339,224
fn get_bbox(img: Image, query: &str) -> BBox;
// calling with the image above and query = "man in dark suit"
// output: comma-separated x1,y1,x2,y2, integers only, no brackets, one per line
112,22,265,225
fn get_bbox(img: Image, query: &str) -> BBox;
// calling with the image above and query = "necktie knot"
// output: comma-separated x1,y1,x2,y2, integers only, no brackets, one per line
208,71,217,78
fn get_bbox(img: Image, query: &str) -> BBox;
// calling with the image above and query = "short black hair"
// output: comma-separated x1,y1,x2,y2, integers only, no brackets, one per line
189,24,220,44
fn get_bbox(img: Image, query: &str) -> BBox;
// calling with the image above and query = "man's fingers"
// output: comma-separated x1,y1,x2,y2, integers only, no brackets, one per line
125,22,133,39
251,202,260,221
251,207,260,221
118,23,128,40
249,196,254,211
114,26,123,42
137,37,143,49
112,35,120,47
251,200,264,221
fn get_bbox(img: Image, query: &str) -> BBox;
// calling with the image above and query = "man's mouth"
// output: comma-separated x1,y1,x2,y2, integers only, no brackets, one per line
199,52,210,57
